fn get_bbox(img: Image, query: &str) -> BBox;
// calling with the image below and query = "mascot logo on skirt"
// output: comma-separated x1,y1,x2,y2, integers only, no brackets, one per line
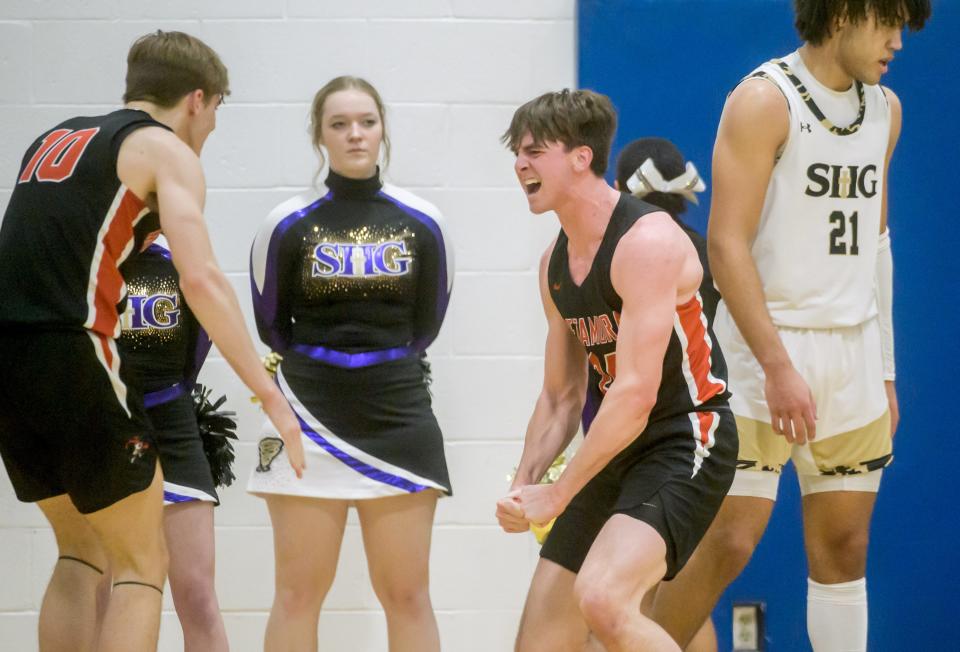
256,437,285,473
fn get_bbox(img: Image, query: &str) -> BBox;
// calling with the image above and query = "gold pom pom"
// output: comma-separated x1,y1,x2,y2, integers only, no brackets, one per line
530,518,557,545
251,352,284,405
505,454,567,545
263,351,283,376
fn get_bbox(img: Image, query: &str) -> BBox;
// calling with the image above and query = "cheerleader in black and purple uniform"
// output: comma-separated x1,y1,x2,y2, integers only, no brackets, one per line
248,77,453,651
118,230,231,651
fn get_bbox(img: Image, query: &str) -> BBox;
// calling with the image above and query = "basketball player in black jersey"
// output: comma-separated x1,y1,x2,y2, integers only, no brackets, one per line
496,90,736,651
614,137,720,652
0,31,303,651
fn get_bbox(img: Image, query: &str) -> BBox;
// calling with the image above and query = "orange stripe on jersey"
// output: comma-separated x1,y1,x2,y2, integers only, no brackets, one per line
88,189,146,338
97,331,115,368
676,293,726,404
694,410,715,446
688,410,718,477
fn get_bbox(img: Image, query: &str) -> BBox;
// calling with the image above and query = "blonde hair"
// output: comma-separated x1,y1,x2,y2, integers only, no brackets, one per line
309,76,391,177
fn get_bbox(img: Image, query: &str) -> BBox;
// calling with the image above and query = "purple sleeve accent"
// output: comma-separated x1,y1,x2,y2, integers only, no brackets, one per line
151,243,210,389
582,386,601,434
147,243,171,259
290,343,415,368
296,414,430,493
251,194,332,352
144,382,187,408
163,490,199,504
186,327,212,388
377,191,450,352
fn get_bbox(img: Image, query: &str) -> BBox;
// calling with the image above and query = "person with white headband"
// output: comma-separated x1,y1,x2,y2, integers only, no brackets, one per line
619,140,706,210
616,137,706,211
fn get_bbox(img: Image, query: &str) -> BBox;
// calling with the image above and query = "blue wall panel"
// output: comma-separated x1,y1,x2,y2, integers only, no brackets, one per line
578,1,958,650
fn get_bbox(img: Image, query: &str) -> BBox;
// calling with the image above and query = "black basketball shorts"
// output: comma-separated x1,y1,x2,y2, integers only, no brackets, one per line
540,410,737,580
0,330,157,514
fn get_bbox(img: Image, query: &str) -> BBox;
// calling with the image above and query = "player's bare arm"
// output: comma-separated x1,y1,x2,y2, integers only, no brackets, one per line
497,245,588,533
708,78,818,444
118,127,306,477
515,214,696,526
879,86,902,437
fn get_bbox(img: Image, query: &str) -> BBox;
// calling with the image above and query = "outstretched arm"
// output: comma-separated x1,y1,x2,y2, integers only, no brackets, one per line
118,127,305,477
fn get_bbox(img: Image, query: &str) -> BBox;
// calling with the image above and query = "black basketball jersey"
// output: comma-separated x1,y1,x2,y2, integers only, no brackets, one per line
548,193,730,435
117,240,210,396
0,109,168,338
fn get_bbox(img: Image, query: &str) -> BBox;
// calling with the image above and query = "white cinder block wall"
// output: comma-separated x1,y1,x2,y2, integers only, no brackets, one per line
0,1,575,650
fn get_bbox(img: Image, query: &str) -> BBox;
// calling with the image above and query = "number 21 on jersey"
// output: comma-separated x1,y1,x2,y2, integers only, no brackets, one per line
18,127,100,184
829,209,859,255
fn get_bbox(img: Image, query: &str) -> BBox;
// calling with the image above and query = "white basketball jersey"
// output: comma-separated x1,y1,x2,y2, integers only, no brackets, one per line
748,51,890,328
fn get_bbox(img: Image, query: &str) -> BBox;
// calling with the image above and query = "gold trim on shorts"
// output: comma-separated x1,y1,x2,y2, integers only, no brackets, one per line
735,412,893,476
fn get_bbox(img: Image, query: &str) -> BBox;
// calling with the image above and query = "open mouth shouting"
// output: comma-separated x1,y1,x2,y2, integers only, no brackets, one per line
524,178,542,195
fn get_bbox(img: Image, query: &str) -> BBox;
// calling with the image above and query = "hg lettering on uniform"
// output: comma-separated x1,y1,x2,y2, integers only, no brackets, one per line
805,163,879,199
123,294,180,330
311,241,413,278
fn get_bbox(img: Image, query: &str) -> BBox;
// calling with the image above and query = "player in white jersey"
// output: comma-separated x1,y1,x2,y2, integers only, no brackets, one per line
648,2,931,651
